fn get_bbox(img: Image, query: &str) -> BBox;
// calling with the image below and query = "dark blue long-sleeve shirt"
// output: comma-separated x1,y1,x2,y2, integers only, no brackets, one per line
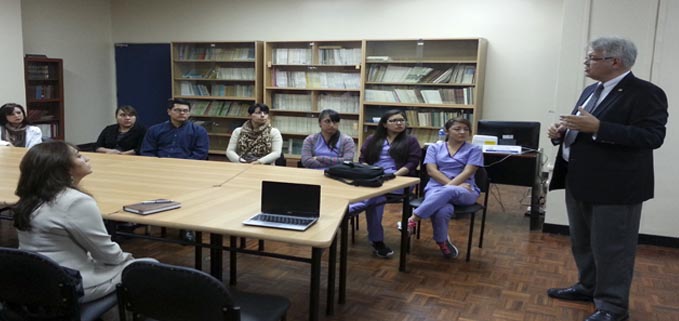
140,121,209,160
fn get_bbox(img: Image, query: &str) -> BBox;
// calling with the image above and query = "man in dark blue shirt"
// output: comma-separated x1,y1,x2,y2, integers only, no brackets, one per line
141,99,209,160
141,98,210,242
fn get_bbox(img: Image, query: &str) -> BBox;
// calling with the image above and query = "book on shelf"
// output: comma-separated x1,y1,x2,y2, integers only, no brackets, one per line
123,199,181,215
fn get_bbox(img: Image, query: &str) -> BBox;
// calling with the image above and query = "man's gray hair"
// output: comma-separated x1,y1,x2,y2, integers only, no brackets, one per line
589,36,637,69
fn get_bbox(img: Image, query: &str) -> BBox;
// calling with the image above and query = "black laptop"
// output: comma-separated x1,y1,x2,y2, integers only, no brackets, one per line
242,181,321,231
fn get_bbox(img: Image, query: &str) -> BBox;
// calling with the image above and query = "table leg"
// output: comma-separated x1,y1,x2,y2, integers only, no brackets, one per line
326,235,337,315
194,231,202,270
310,247,322,321
339,210,349,304
230,236,237,286
399,189,410,272
209,233,223,280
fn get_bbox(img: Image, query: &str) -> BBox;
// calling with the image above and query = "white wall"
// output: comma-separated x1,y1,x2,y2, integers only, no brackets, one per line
546,0,677,238
21,0,116,144
0,0,26,105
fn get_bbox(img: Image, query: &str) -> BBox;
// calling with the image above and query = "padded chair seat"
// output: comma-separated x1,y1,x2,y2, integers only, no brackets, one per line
233,290,291,321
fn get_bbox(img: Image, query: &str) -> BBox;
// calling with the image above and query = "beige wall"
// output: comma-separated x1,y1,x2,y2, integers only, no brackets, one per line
21,0,116,144
0,0,25,105
15,0,677,237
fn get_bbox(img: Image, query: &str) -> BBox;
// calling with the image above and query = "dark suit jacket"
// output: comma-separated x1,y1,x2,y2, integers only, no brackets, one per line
549,72,668,205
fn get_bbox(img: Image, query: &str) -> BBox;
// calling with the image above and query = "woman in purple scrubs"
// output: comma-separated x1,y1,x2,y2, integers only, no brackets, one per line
349,110,421,258
407,117,483,258
300,109,355,169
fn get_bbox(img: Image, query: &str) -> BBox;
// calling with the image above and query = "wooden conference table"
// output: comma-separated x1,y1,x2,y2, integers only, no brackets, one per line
0,147,418,321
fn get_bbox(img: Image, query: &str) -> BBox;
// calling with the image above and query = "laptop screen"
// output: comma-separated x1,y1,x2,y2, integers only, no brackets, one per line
261,181,321,217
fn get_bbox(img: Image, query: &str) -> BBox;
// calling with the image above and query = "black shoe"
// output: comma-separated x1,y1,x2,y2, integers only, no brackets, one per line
584,310,629,321
372,241,394,258
180,230,196,243
547,286,593,301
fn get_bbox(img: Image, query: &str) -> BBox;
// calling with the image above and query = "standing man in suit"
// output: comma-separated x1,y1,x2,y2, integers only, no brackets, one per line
547,36,668,321
141,98,209,242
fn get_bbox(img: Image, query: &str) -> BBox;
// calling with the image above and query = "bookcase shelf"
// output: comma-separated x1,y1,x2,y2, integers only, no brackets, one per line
361,38,487,146
264,40,363,157
24,56,64,140
172,41,263,155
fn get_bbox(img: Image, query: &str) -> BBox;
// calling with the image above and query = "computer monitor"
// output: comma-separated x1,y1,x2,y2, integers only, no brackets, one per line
477,120,541,150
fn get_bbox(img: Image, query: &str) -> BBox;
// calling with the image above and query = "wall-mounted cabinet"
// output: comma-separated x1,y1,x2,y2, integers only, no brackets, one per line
361,38,486,145
171,41,263,155
263,40,362,158
24,56,64,140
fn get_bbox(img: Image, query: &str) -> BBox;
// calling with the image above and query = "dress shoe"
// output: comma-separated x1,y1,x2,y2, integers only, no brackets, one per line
585,309,629,321
547,286,593,301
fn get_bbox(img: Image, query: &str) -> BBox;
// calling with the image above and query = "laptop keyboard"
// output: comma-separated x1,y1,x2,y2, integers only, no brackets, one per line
256,214,315,226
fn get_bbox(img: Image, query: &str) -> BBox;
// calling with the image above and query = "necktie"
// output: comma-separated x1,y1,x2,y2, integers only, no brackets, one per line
563,84,604,147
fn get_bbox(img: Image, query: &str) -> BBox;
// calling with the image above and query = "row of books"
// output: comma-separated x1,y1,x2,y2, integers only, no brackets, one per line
26,65,55,80
181,67,255,80
366,64,476,84
281,138,304,155
27,109,56,122
190,101,251,117
364,87,474,105
175,45,255,61
27,85,57,99
403,110,473,128
273,48,312,65
273,70,360,89
318,47,362,65
273,116,358,137
271,93,360,113
179,82,254,97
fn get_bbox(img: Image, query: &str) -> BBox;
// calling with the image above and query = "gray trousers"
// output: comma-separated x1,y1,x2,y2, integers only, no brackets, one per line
565,183,642,314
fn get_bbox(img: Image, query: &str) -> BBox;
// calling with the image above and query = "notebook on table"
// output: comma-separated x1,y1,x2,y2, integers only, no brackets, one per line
242,181,321,231
123,199,181,215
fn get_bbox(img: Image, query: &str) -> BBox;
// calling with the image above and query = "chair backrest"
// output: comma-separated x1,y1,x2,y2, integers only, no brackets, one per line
118,261,238,321
0,247,83,321
275,152,286,166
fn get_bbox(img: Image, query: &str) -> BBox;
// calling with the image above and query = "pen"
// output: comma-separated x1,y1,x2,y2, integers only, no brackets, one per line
141,199,173,204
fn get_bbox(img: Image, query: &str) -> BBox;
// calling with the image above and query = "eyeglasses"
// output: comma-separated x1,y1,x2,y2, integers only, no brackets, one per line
321,119,338,124
387,118,407,124
252,111,269,116
171,108,190,113
450,127,470,132
585,56,614,62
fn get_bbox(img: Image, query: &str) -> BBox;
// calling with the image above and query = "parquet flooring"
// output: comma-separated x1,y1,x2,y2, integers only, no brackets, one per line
1,185,678,321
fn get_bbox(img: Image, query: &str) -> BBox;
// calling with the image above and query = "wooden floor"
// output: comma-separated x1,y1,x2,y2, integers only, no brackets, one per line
1,185,678,321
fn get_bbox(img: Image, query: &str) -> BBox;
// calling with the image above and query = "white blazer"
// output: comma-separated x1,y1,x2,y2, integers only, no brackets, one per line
0,125,43,148
17,188,136,301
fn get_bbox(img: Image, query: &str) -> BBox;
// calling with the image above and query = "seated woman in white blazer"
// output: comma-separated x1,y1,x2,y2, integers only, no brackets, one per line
0,103,42,148
12,141,155,302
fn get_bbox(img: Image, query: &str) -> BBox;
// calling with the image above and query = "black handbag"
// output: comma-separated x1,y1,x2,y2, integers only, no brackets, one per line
324,161,394,187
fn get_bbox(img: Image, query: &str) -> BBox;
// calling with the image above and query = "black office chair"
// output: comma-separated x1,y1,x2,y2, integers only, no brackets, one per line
117,261,290,321
0,247,117,321
408,166,490,262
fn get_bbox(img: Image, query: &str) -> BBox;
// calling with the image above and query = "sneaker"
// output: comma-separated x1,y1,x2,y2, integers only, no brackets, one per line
372,241,394,258
437,237,459,259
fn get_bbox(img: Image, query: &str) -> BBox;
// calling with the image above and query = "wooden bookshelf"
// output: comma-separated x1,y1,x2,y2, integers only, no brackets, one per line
171,41,263,155
361,38,487,146
24,56,64,140
263,40,363,159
